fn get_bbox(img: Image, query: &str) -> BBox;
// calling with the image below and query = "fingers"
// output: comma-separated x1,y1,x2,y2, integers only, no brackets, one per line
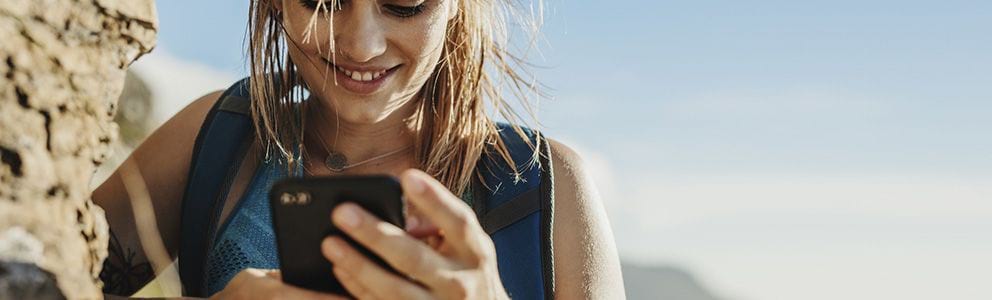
404,206,440,238
399,169,492,259
330,203,451,283
322,237,432,300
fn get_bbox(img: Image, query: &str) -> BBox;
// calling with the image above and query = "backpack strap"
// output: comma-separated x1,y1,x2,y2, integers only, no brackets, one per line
475,124,555,299
178,78,255,297
536,134,555,298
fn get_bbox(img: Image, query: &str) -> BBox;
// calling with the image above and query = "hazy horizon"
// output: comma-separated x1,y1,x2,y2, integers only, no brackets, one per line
130,1,992,299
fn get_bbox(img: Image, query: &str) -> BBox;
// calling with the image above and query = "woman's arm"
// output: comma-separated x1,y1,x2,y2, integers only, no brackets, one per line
548,139,626,299
93,90,223,296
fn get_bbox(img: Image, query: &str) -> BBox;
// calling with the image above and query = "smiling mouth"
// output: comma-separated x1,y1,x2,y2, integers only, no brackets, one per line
321,58,401,94
335,65,387,81
323,58,400,82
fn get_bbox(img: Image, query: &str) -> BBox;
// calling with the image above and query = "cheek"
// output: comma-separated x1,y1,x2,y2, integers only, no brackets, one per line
396,15,449,83
281,5,334,56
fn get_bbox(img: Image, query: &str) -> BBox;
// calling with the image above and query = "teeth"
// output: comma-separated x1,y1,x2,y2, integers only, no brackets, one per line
337,66,388,82
335,66,352,77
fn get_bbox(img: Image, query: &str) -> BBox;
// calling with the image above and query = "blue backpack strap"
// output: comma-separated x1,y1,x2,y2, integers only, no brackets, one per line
179,77,255,297
476,123,555,299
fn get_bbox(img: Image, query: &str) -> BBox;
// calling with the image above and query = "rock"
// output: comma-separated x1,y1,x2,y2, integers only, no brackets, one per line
0,0,156,298
0,260,66,300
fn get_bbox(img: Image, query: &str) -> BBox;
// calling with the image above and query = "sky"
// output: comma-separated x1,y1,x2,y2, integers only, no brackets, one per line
135,1,991,299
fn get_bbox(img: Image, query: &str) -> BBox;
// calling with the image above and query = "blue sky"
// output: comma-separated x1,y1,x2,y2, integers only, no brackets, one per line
144,1,991,299
155,0,991,175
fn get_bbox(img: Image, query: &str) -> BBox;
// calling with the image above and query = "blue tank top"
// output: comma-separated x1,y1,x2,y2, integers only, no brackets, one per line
203,156,294,295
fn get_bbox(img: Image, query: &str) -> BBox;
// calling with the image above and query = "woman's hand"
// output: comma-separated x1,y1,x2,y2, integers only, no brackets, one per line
322,169,509,300
210,268,345,300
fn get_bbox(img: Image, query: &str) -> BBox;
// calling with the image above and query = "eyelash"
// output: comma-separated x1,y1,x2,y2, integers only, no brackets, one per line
384,3,427,18
298,0,428,18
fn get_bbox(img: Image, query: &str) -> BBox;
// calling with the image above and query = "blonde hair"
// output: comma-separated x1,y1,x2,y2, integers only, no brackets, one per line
246,0,545,196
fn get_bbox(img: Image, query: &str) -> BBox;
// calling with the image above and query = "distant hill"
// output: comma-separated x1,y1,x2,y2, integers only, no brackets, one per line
622,263,726,300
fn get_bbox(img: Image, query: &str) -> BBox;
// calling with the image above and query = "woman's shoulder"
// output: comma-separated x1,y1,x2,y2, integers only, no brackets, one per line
543,137,627,298
139,89,225,156
488,124,626,296
109,89,226,200
118,89,226,190
543,138,591,198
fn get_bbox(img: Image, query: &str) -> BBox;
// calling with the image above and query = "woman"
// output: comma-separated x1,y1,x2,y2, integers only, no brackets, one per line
94,0,624,298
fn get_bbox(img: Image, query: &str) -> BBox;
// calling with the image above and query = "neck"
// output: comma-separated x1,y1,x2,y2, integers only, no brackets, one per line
304,98,420,174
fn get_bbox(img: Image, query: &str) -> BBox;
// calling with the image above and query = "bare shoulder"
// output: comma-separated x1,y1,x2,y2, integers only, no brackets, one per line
93,89,225,257
546,138,626,299
131,89,224,161
115,88,224,193
545,138,601,213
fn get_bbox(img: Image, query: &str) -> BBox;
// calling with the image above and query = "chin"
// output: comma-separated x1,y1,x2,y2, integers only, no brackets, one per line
309,83,418,126
326,96,394,124
342,110,389,124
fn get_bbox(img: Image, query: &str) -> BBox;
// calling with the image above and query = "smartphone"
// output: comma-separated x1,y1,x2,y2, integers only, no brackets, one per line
268,175,406,295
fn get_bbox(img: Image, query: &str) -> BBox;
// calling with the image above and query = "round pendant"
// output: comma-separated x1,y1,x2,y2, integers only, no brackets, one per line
324,152,348,172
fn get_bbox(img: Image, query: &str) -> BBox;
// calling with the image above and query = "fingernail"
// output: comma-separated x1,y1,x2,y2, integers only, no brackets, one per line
336,205,361,229
405,215,420,231
324,238,343,259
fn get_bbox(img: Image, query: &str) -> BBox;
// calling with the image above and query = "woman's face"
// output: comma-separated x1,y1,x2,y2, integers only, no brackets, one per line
279,0,455,124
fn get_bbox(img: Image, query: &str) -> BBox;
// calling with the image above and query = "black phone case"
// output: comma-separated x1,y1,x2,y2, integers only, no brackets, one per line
269,175,405,296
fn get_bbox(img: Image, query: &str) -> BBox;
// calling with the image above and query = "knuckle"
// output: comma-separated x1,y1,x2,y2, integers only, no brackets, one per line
462,237,496,268
465,251,487,267
451,211,477,235
444,276,472,299
479,237,497,258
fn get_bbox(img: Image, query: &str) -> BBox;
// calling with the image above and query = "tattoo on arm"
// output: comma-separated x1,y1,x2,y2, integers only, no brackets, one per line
100,228,154,296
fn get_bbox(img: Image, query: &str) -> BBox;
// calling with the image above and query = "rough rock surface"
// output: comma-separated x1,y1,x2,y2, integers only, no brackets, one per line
0,0,156,298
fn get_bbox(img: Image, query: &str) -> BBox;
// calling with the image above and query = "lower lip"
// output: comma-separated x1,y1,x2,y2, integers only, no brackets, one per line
327,61,399,95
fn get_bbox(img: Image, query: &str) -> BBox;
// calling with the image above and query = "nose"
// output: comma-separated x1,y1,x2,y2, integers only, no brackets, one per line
335,8,387,63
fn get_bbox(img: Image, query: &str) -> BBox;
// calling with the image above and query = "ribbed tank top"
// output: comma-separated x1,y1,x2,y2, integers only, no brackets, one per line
203,156,291,295
202,156,475,295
